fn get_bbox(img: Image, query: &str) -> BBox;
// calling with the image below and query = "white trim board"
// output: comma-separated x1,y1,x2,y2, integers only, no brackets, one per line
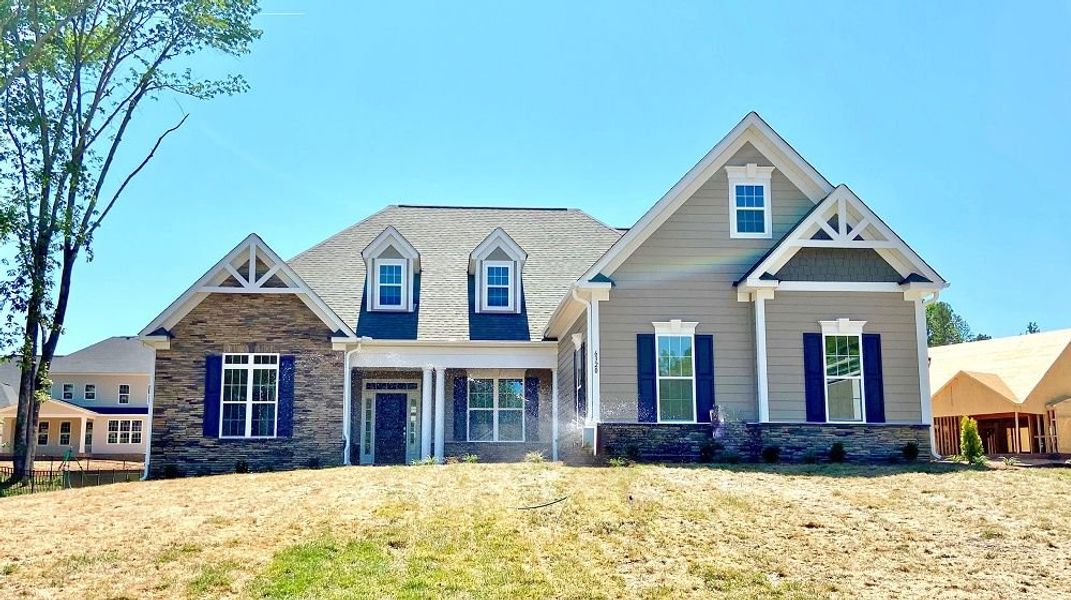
580,112,834,280
138,234,356,342
352,342,557,370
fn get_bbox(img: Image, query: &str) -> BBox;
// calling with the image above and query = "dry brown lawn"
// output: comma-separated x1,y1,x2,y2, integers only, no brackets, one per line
0,463,1068,599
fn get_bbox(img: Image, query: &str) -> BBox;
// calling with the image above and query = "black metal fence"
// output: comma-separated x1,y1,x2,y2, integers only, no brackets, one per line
0,462,143,497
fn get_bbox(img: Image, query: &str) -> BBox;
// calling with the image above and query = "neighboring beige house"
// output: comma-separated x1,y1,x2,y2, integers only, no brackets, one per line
0,337,153,460
930,329,1071,455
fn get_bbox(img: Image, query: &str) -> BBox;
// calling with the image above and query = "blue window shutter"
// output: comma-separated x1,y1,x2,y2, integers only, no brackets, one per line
453,373,467,441
803,333,826,423
637,334,657,422
278,355,296,437
862,334,886,423
525,376,540,441
202,355,222,437
695,335,715,423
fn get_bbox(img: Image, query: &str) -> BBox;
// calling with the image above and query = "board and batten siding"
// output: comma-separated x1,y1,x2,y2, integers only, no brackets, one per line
599,142,815,422
555,311,585,426
765,291,922,423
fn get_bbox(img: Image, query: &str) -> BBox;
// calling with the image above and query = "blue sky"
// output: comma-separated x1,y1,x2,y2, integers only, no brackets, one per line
59,1,1070,353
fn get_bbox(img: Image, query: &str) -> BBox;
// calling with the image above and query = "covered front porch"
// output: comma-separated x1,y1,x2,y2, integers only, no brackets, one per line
343,341,563,465
0,399,147,460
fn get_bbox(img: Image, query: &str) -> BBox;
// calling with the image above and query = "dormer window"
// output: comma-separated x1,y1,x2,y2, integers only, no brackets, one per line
726,163,775,239
362,226,420,313
470,228,527,315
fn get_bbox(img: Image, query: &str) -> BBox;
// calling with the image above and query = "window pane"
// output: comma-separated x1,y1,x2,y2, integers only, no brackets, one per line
735,184,764,208
468,410,493,441
223,368,248,402
658,379,695,421
486,266,510,286
827,378,863,422
379,283,402,306
225,355,249,364
825,335,862,377
222,403,247,437
658,336,693,377
498,379,524,409
486,286,510,307
736,209,765,233
108,421,119,432
468,379,494,408
253,368,277,402
379,263,402,284
132,421,142,433
251,403,276,437
120,421,131,432
498,410,524,441
254,355,278,365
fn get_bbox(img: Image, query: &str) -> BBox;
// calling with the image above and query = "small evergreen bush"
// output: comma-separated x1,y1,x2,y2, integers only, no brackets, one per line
902,442,920,462
607,457,633,468
306,457,321,470
461,454,480,463
959,416,985,464
828,442,847,463
761,446,780,463
698,441,723,463
234,460,249,474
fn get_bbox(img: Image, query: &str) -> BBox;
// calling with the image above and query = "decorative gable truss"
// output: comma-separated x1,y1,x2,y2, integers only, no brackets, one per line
139,234,355,349
470,227,527,314
362,226,420,312
735,185,947,301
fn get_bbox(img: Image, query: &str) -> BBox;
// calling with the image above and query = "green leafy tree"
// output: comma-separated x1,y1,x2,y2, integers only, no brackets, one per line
0,0,260,486
925,301,973,347
1024,322,1040,334
959,416,985,464
972,333,992,342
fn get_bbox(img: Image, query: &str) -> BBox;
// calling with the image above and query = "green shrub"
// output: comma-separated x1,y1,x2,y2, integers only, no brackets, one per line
162,465,181,479
306,457,321,470
523,451,546,463
607,457,633,468
410,457,437,466
698,441,723,463
461,454,480,464
959,416,985,464
235,460,249,474
801,451,818,464
902,442,920,462
828,442,847,463
761,446,780,463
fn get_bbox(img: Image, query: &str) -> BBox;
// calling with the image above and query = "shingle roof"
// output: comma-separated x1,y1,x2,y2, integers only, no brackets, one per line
288,206,622,341
929,328,1071,403
51,337,154,374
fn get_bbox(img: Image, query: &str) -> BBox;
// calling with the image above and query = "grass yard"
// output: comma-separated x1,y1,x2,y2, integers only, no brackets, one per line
0,463,1069,599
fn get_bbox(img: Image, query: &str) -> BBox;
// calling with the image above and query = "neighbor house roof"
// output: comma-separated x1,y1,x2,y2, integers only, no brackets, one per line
929,328,1071,404
288,205,623,341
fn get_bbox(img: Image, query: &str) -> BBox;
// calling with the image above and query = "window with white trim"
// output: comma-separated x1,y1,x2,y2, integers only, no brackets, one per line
59,421,72,446
62,383,73,401
820,319,867,423
481,261,514,311
84,384,96,401
467,378,525,442
84,421,93,447
373,259,406,310
107,419,142,444
221,354,279,438
37,421,49,445
118,384,130,404
656,335,695,422
726,164,774,239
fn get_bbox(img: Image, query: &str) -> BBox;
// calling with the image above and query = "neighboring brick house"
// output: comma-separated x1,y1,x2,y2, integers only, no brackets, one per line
0,337,153,461
139,113,946,476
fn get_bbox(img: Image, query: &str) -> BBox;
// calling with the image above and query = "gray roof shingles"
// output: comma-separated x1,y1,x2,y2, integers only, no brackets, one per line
288,206,622,342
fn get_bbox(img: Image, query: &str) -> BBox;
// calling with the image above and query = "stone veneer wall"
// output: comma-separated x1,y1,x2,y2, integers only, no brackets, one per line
150,294,345,477
597,422,931,463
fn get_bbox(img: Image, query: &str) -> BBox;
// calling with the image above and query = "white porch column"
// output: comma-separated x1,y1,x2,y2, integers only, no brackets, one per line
588,298,602,423
551,368,559,461
434,367,446,463
421,367,433,459
78,416,87,454
754,291,772,423
913,296,939,458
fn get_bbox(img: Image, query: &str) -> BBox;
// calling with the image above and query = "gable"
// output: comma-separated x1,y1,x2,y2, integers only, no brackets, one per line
139,234,354,344
581,112,834,281
774,248,903,282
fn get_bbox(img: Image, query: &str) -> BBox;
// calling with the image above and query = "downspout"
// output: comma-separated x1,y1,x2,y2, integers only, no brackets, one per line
572,287,596,450
140,347,157,481
342,338,367,465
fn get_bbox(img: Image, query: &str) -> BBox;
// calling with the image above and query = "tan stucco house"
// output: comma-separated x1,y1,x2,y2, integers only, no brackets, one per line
0,337,153,460
138,112,948,476
930,329,1071,455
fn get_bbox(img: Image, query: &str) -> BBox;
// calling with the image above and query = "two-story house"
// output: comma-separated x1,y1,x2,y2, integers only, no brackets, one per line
139,113,946,476
0,337,153,460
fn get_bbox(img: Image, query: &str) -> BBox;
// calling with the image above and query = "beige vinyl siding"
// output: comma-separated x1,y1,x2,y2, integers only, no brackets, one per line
765,292,922,423
599,142,815,423
50,374,150,407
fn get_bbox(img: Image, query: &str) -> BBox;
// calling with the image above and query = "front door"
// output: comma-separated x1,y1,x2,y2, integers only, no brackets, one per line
374,393,408,465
